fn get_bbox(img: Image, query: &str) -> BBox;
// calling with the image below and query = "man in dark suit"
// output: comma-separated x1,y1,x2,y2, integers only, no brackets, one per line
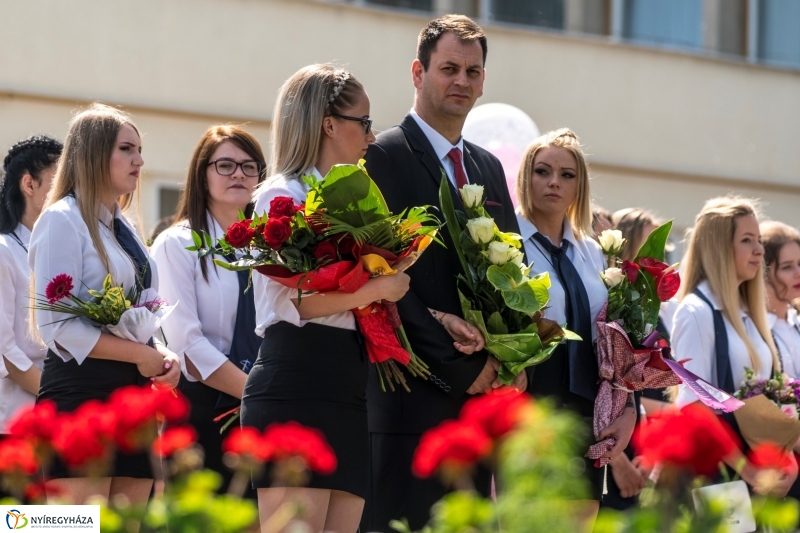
362,15,524,532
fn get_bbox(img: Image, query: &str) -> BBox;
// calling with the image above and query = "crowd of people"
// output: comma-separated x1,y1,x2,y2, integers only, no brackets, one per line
1,12,800,533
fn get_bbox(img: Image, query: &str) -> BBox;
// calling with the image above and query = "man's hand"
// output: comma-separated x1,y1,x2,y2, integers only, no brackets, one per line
597,405,637,460
609,454,647,498
492,369,527,393
430,309,486,354
467,356,500,395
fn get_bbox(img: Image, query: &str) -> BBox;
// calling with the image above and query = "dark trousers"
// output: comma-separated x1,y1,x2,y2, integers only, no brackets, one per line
361,432,492,533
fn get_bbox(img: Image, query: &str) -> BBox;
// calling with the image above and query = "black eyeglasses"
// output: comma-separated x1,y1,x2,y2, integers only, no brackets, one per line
331,114,373,135
208,159,263,177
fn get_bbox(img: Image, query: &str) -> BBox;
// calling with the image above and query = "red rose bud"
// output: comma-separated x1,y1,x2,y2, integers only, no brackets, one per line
412,420,492,478
153,426,197,458
268,196,298,218
620,260,640,283
313,241,338,263
748,442,795,474
460,389,530,440
225,219,255,248
657,270,680,301
264,216,293,250
261,422,337,474
45,273,74,304
0,438,38,475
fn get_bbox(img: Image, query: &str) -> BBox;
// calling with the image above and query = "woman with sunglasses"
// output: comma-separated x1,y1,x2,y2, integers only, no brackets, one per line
150,125,266,492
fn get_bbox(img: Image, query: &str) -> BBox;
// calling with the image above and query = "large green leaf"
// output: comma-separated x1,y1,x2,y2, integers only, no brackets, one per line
440,174,473,292
306,162,392,228
486,263,550,315
634,220,672,262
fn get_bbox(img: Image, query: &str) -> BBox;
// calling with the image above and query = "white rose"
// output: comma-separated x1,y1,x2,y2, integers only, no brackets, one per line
509,248,525,266
602,267,626,287
460,184,484,208
487,241,514,265
598,229,625,254
466,217,496,244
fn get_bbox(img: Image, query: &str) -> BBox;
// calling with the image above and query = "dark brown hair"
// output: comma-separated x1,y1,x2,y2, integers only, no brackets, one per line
761,220,800,301
174,125,266,281
417,14,487,70
612,207,659,262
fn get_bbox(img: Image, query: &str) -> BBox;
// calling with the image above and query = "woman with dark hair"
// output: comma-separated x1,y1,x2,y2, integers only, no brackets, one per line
0,135,61,436
150,125,266,491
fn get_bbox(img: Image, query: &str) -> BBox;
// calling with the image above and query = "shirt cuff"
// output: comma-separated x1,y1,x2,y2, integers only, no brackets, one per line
183,340,228,381
46,322,102,364
0,345,35,379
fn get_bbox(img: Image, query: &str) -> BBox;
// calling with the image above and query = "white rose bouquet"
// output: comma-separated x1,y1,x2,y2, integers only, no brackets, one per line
439,178,580,385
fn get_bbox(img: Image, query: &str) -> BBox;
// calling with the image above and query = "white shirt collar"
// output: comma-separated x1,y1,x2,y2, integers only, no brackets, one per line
409,109,464,162
517,215,581,251
13,223,31,245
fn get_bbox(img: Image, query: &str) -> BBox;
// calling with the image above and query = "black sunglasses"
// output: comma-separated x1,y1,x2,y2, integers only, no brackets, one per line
331,114,373,135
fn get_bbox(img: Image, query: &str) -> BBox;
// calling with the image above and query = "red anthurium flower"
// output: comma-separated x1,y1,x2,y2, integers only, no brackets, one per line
225,219,255,248
657,270,681,301
748,442,795,474
264,216,292,250
45,273,74,304
620,260,640,283
638,257,669,279
261,422,337,474
633,402,740,477
412,420,492,478
0,438,38,475
268,196,298,218
223,427,270,462
460,389,530,439
7,400,58,444
152,426,197,458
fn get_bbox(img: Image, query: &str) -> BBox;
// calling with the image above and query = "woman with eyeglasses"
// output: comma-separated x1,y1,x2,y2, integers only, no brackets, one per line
150,125,266,492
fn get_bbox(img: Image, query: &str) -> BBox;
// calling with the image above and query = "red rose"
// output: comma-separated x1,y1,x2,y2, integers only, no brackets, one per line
313,241,338,264
748,442,795,474
657,270,681,301
268,196,299,218
222,427,269,462
460,389,530,439
261,422,337,474
638,257,669,279
412,420,492,478
0,438,38,475
8,400,59,444
225,219,255,248
264,216,293,250
332,234,359,260
152,426,197,458
45,273,74,304
633,403,740,477
620,260,640,283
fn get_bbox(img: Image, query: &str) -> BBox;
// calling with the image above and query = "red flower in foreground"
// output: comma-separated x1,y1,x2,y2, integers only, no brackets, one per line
264,216,292,250
412,420,492,478
0,438,38,475
45,273,74,304
268,196,299,219
261,422,337,474
657,270,681,301
461,389,530,439
7,400,58,444
153,426,197,458
225,219,255,248
633,403,740,477
621,260,640,283
108,386,188,452
313,241,337,263
51,401,115,468
223,427,270,462
749,442,795,474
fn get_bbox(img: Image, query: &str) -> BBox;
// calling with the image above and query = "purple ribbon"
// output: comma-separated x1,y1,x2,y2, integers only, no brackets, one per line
664,359,744,413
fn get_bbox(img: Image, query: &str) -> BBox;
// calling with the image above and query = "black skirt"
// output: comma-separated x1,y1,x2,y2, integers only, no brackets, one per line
240,321,369,498
38,349,153,479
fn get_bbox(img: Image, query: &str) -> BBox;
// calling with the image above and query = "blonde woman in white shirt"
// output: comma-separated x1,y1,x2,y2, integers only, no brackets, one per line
151,125,266,493
30,104,180,506
672,197,795,495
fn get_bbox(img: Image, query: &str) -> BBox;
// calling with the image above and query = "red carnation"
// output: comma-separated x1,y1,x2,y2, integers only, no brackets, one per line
8,400,59,444
153,426,197,458
45,273,74,304
461,389,530,439
261,422,337,474
748,442,795,474
412,420,492,478
223,426,269,462
0,438,38,475
225,219,255,248
621,260,640,283
313,241,338,264
633,403,740,477
264,216,292,250
269,196,299,218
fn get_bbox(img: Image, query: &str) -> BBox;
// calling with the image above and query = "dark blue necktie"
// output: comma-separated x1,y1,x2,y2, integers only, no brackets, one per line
531,232,597,400
112,218,151,290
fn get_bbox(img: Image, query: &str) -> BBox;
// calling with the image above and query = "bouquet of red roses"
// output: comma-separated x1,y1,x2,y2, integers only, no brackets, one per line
189,161,440,392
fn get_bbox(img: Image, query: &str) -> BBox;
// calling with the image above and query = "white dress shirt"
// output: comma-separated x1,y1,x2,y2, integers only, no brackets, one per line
28,195,158,364
0,224,47,433
150,214,241,382
251,171,355,334
673,280,774,407
517,215,608,341
770,307,800,379
409,109,469,188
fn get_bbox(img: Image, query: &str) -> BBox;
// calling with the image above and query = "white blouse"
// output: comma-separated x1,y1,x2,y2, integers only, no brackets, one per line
770,307,800,379
517,215,608,341
151,214,244,382
28,195,158,364
673,280,774,407
252,171,355,334
0,224,47,433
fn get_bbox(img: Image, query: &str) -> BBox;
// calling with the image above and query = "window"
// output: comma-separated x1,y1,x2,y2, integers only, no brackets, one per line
492,0,564,30
158,187,182,221
365,0,433,11
758,0,800,67
623,0,703,50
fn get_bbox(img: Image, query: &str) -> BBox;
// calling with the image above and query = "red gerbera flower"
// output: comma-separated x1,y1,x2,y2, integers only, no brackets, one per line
412,420,492,478
152,426,197,458
261,422,337,474
460,389,530,439
45,273,74,304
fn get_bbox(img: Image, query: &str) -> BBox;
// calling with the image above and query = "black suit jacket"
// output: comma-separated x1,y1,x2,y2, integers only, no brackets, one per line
364,114,521,433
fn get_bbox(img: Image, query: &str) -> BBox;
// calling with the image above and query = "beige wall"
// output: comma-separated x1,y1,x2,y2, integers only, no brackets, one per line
1,0,798,234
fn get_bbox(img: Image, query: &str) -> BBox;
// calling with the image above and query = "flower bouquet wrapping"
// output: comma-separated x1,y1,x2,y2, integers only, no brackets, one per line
31,273,174,345
438,177,580,385
189,161,440,392
586,225,682,467
732,368,800,450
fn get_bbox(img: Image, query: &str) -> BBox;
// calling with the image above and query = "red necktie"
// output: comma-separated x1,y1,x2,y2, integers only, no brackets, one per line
447,147,468,189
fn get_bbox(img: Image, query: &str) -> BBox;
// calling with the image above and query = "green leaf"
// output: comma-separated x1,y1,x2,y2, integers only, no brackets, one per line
312,162,392,227
191,230,202,248
440,173,473,292
486,264,550,315
487,312,508,334
634,220,672,262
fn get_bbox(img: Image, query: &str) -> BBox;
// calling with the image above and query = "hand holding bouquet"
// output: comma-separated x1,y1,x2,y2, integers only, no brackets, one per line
733,368,800,450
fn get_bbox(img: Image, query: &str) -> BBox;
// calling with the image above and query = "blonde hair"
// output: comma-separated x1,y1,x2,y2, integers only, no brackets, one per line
516,128,592,239
44,103,140,273
679,196,778,373
613,207,660,262
264,64,365,181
